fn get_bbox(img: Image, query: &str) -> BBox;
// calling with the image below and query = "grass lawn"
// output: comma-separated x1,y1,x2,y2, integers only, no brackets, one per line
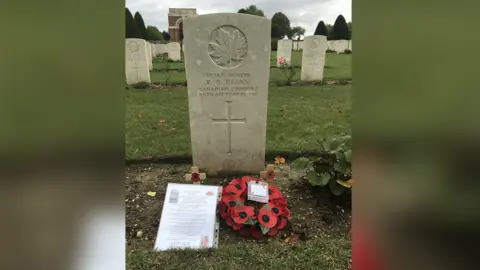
126,84,351,159
150,51,351,85
127,51,352,159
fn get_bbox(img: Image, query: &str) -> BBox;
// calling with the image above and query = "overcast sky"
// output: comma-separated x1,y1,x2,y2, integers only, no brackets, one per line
126,0,351,36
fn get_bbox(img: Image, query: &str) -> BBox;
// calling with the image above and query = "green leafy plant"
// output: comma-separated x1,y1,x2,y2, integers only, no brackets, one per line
132,81,151,89
291,134,352,195
277,56,296,85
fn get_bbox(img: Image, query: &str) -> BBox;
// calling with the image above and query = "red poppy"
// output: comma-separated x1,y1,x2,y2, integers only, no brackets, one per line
219,202,231,219
277,216,288,230
258,208,277,228
225,216,233,227
267,202,285,216
231,178,247,195
239,226,251,236
269,195,286,205
223,184,241,196
282,207,291,218
268,185,281,196
251,225,263,238
232,205,255,224
232,222,244,231
222,194,243,207
267,225,278,236
191,172,200,182
274,199,288,209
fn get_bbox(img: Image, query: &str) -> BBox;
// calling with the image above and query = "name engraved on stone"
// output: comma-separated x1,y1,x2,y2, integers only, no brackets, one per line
211,101,247,154
197,72,257,97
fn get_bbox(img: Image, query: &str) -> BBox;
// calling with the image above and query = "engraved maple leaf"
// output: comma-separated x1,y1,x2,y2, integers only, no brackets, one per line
209,27,247,67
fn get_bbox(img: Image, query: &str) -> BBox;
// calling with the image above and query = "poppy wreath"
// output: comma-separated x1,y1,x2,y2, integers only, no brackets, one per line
219,176,291,238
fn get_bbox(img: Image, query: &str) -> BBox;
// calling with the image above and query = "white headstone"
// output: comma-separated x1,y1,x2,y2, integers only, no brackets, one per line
328,41,334,51
334,39,349,53
297,41,303,50
183,13,271,176
151,43,157,57
145,43,153,70
300,35,328,81
276,40,292,67
166,42,181,61
348,40,352,51
155,44,166,54
125,38,151,84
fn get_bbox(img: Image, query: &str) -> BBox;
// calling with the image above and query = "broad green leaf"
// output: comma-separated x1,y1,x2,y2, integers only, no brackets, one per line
306,160,315,171
306,171,322,186
245,218,257,225
260,225,270,235
262,203,271,209
336,179,352,188
334,162,349,174
236,199,244,206
320,173,331,186
291,157,311,171
329,179,346,196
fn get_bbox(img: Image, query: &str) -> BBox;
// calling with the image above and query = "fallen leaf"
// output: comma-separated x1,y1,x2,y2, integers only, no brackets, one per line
283,233,300,245
137,114,142,118
158,120,166,123
337,179,352,188
274,156,285,164
147,191,156,197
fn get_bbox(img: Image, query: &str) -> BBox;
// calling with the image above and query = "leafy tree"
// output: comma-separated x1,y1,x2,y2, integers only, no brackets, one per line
290,26,306,40
125,8,141,38
271,12,291,38
326,23,333,39
161,31,170,41
330,15,350,40
314,21,328,36
146,26,163,41
237,5,265,17
134,11,148,39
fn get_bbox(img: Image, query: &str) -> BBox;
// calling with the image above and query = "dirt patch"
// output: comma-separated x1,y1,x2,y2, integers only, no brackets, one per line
126,163,351,250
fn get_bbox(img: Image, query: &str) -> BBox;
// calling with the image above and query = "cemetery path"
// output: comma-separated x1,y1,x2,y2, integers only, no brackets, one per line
126,163,351,251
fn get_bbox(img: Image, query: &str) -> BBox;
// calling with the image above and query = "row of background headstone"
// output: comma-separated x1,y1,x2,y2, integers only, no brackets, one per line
125,35,349,85
292,39,352,52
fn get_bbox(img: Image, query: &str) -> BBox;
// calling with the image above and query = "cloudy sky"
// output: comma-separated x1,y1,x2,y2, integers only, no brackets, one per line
126,0,351,36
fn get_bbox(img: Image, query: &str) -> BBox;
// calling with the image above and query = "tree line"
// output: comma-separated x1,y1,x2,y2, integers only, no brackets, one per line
126,5,352,42
125,8,169,41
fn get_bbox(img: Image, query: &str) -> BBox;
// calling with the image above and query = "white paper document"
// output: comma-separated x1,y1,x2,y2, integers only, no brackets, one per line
248,181,269,203
154,183,221,251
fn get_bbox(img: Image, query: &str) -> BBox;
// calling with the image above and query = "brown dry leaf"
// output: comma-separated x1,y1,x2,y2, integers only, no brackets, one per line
137,114,142,119
274,156,285,164
158,120,166,123
283,233,300,245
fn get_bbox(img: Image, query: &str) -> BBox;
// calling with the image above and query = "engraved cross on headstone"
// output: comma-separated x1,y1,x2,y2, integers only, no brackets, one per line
211,101,246,154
